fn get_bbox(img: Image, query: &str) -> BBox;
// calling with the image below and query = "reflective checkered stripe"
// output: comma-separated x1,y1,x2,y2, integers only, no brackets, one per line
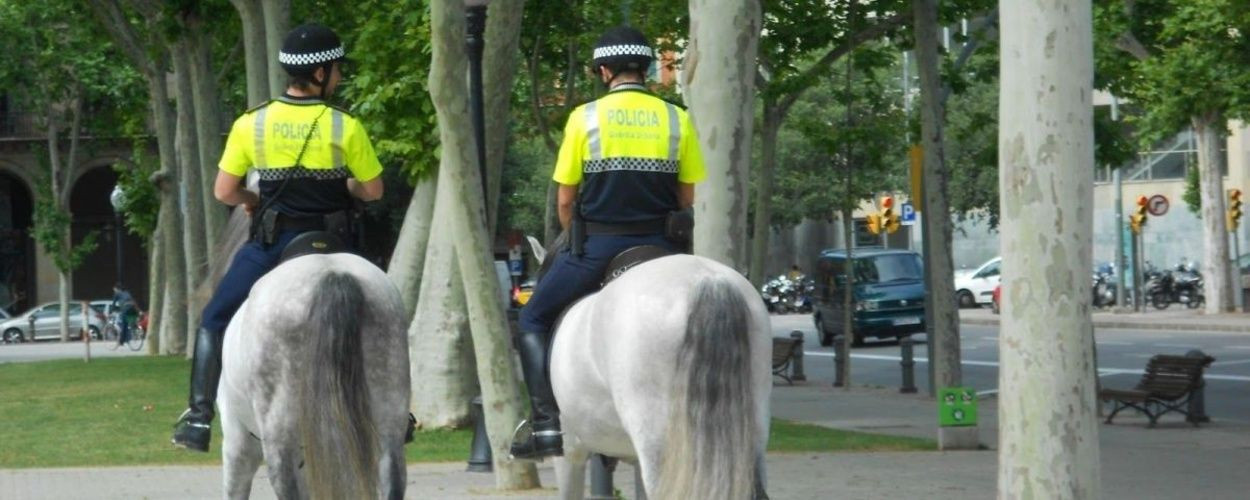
583,157,678,174
256,166,351,181
278,46,345,66
593,44,653,61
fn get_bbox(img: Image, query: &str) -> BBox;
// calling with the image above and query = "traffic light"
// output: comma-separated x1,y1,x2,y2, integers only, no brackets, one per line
1129,195,1148,235
881,196,900,234
866,213,882,235
1229,189,1243,231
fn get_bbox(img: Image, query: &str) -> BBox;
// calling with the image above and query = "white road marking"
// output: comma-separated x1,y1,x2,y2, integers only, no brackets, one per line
805,352,1250,382
1228,346,1250,350
1095,341,1132,346
1213,359,1250,367
1153,343,1202,349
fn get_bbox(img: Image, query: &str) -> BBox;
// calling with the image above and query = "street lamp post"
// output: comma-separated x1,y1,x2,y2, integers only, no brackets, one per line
465,0,490,203
110,185,126,287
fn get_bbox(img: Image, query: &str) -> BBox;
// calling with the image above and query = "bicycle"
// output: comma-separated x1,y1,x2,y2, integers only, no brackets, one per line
106,311,147,351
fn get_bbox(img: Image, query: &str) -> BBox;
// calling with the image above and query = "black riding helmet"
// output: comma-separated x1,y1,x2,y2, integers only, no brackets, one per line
279,23,346,98
591,26,653,86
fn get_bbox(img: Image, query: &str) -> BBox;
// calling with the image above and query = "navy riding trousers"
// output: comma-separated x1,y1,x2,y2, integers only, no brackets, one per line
199,230,302,333
518,233,677,335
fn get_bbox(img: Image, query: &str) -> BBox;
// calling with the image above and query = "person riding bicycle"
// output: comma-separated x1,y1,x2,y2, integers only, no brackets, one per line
510,26,707,460
110,284,139,349
172,23,385,452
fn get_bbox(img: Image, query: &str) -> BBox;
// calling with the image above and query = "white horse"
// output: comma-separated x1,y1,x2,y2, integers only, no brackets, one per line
549,254,773,499
216,253,411,499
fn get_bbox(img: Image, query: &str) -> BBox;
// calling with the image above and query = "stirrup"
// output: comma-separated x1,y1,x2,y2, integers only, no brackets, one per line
508,419,563,460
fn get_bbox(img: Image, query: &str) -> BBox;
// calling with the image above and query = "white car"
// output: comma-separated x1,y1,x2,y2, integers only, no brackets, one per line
955,256,1000,308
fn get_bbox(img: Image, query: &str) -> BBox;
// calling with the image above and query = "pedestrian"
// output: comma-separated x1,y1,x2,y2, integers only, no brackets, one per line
110,283,138,350
510,25,707,460
171,23,386,452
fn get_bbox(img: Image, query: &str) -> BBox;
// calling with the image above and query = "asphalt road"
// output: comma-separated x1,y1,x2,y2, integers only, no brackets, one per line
770,313,1250,422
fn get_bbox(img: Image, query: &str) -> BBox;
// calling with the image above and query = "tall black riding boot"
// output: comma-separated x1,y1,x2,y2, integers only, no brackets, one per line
510,331,563,459
172,327,223,452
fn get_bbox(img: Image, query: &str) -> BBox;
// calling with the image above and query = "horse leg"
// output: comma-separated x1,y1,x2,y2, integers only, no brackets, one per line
554,441,590,500
259,409,303,499
220,405,263,500
378,440,406,500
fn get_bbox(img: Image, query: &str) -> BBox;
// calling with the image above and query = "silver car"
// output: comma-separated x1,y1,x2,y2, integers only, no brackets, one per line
0,302,107,343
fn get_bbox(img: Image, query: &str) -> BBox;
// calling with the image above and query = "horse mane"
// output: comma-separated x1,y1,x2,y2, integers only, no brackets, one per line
193,205,253,306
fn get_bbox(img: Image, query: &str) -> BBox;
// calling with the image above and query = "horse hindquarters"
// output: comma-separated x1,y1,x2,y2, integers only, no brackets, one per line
656,276,763,500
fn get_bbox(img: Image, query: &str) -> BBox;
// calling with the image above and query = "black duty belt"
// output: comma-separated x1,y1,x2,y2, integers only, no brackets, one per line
276,213,327,233
585,218,666,236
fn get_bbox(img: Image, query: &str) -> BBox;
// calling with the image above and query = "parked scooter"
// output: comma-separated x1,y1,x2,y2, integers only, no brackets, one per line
1092,262,1117,309
760,274,814,314
1145,260,1204,310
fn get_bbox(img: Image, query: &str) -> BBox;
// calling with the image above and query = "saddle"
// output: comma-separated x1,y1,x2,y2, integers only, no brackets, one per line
279,231,349,263
601,245,676,286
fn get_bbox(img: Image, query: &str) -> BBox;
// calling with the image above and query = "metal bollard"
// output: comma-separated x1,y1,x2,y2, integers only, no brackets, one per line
1185,350,1211,423
789,330,807,382
466,396,492,472
833,334,846,387
899,335,917,393
588,454,618,500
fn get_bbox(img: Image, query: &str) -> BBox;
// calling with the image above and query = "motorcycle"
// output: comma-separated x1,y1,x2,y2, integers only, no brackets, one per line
1092,266,1117,309
759,274,814,314
1145,261,1204,310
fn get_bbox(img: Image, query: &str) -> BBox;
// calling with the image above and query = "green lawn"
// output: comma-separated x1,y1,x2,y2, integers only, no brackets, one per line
0,356,931,468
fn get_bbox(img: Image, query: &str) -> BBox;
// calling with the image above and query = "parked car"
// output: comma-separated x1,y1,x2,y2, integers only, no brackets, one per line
955,256,1001,308
811,248,926,347
0,301,107,343
992,284,1002,315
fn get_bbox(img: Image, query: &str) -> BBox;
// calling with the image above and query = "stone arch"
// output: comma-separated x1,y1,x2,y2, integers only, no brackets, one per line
0,167,35,313
68,163,149,306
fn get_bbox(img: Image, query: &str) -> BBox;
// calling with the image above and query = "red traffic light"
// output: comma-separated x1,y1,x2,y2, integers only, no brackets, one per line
881,196,894,209
1136,195,1148,207
1231,189,1242,200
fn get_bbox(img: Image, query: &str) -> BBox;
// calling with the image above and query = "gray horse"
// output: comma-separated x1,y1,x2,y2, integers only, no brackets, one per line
216,253,411,499
549,254,773,499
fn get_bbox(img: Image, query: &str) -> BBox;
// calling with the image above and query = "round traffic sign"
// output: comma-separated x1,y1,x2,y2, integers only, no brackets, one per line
1147,194,1169,217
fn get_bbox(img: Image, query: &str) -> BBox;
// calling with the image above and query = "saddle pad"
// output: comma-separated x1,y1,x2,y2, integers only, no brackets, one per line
601,245,676,286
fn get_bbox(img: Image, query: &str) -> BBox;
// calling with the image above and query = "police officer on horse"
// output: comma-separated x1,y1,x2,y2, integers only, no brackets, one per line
511,26,707,460
172,23,385,452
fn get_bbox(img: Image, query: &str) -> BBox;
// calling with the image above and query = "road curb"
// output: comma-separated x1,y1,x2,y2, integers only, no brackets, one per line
961,317,1250,333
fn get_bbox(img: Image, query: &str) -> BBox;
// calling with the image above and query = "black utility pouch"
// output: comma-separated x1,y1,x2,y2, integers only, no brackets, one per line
665,207,694,247
260,210,279,247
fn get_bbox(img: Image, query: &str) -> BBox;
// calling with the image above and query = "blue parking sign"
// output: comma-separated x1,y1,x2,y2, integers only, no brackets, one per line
901,202,917,225
508,259,523,276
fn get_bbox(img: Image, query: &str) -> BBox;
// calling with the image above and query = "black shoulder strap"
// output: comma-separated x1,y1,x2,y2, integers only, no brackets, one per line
244,99,273,115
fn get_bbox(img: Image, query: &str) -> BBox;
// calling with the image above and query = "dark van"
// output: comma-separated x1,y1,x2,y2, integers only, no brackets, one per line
812,248,926,346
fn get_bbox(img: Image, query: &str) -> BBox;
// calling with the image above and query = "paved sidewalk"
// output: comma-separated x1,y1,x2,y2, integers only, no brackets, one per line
3,384,1247,499
961,306,1250,333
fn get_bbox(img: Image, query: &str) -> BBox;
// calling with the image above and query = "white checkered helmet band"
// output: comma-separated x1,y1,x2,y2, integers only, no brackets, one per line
592,44,654,62
278,46,345,67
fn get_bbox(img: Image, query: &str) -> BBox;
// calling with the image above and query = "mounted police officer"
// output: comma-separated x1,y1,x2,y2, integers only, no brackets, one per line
511,26,707,460
172,23,385,452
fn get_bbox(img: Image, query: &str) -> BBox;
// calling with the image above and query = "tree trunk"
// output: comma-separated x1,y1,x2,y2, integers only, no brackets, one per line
146,226,163,355
543,180,560,245
749,105,782,285
58,271,70,342
913,0,962,392
173,47,208,338
683,0,761,272
260,0,290,100
839,208,853,386
1193,114,1233,313
998,1,1101,497
147,66,188,356
188,17,226,251
429,0,538,487
388,177,438,317
230,0,270,105
482,0,526,235
408,193,477,429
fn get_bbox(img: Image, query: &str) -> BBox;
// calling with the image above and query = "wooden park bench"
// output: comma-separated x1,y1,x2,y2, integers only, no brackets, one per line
772,336,803,385
1099,354,1216,427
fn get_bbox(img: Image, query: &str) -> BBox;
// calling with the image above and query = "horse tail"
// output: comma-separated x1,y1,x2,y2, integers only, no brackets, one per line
658,276,760,500
300,271,378,499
